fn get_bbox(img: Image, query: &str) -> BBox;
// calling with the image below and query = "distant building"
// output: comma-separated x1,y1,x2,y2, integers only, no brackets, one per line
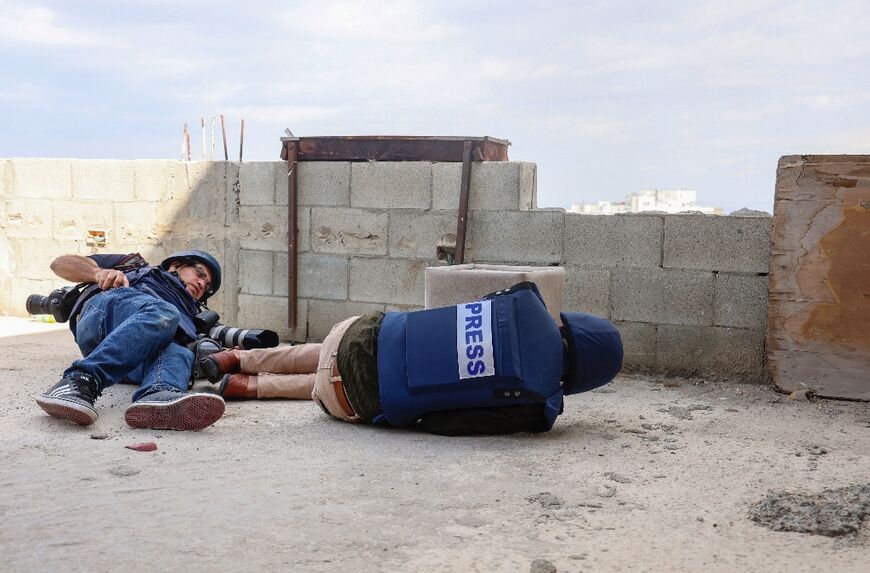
569,189,723,215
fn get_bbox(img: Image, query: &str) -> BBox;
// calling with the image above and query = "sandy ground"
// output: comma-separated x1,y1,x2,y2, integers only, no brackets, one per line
1,316,868,573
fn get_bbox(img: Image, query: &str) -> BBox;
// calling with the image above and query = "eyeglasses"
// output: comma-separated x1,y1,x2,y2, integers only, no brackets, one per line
190,263,213,293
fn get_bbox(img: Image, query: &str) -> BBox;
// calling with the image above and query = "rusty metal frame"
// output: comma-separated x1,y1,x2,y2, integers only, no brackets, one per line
280,135,510,331
285,139,299,328
454,141,474,265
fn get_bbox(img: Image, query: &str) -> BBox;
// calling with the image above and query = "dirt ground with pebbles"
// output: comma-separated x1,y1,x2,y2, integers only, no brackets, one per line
1,317,868,572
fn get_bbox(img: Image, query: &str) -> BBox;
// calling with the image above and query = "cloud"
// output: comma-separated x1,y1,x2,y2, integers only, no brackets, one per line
0,1,99,46
279,0,452,43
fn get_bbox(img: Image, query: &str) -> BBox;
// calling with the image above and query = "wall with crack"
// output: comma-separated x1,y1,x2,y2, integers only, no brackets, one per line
0,157,770,381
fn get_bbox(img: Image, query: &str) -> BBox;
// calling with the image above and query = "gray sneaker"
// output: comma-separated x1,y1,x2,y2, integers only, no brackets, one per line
124,390,225,431
36,372,101,426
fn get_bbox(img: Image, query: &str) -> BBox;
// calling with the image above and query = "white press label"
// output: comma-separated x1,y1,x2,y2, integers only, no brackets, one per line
457,300,495,379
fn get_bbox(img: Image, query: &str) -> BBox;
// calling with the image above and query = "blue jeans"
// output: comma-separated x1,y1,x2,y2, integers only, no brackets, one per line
65,288,193,401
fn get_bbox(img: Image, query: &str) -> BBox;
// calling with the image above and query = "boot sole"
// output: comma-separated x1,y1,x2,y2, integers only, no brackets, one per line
35,396,98,426
124,394,225,431
200,359,223,383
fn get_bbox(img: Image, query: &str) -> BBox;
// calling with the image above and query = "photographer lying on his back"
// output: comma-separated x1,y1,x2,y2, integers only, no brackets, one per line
33,250,227,431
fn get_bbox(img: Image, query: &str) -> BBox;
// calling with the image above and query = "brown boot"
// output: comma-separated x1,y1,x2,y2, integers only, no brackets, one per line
218,374,258,400
200,350,241,382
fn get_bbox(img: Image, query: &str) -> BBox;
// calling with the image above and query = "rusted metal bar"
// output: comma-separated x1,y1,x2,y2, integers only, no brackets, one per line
454,140,473,265
239,119,245,162
220,114,228,160
279,135,509,162
286,140,299,329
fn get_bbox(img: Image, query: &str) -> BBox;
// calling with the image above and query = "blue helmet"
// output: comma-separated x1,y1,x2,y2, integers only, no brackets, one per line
560,312,623,395
160,250,222,302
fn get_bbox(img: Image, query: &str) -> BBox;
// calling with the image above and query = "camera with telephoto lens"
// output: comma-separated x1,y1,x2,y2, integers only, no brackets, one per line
193,309,279,350
25,285,86,323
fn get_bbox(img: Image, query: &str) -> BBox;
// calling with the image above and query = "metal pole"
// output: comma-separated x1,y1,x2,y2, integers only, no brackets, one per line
220,114,228,160
200,117,205,161
286,140,299,328
239,119,245,162
454,140,473,264
211,117,216,160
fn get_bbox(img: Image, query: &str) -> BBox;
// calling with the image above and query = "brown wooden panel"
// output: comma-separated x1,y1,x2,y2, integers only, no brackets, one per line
767,155,870,400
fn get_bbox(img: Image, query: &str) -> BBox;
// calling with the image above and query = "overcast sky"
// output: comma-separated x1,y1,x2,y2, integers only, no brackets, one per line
1,0,868,213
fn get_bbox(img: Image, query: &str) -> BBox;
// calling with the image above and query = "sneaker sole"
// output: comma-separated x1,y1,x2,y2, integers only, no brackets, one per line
124,394,225,431
35,395,98,426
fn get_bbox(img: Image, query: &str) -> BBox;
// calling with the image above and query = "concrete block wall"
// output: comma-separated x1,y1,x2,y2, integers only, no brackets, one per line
233,160,537,342
1,157,771,381
0,159,234,319
565,213,773,381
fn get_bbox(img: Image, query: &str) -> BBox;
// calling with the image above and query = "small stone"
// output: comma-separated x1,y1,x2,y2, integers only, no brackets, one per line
109,465,140,477
528,492,563,508
530,559,557,573
604,472,632,484
90,433,109,440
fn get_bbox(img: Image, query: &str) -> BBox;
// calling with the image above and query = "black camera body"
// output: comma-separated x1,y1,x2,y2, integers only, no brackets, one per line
26,285,86,323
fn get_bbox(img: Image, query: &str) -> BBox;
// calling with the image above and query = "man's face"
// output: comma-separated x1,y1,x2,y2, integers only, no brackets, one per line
170,261,213,301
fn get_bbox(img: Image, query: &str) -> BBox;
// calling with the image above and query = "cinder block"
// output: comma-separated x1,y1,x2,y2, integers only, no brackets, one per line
519,162,537,210
564,265,610,317
613,321,656,371
239,249,274,296
239,162,281,206
237,293,307,342
133,160,171,201
307,299,385,342
432,161,536,211
657,325,765,381
114,202,160,245
424,263,565,321
715,273,768,329
611,268,714,326
4,198,54,239
310,207,388,255
0,159,9,198
238,206,310,252
168,162,227,198
386,303,425,313
71,160,134,201
51,200,115,243
0,237,12,277
0,276,10,317
11,159,72,199
349,257,428,306
565,214,662,268
274,252,348,300
276,162,351,207
351,162,431,209
161,163,228,225
389,210,458,259
226,162,241,225
11,238,66,279
471,209,564,264
664,214,772,273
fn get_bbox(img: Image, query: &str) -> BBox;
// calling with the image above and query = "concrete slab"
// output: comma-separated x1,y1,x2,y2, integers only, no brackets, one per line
310,207,388,256
1,316,867,571
612,268,715,326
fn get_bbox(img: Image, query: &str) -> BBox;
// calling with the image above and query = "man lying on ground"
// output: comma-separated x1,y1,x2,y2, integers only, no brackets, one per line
200,282,623,435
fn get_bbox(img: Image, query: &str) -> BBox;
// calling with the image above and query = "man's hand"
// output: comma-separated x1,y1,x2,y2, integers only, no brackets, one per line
95,268,130,290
